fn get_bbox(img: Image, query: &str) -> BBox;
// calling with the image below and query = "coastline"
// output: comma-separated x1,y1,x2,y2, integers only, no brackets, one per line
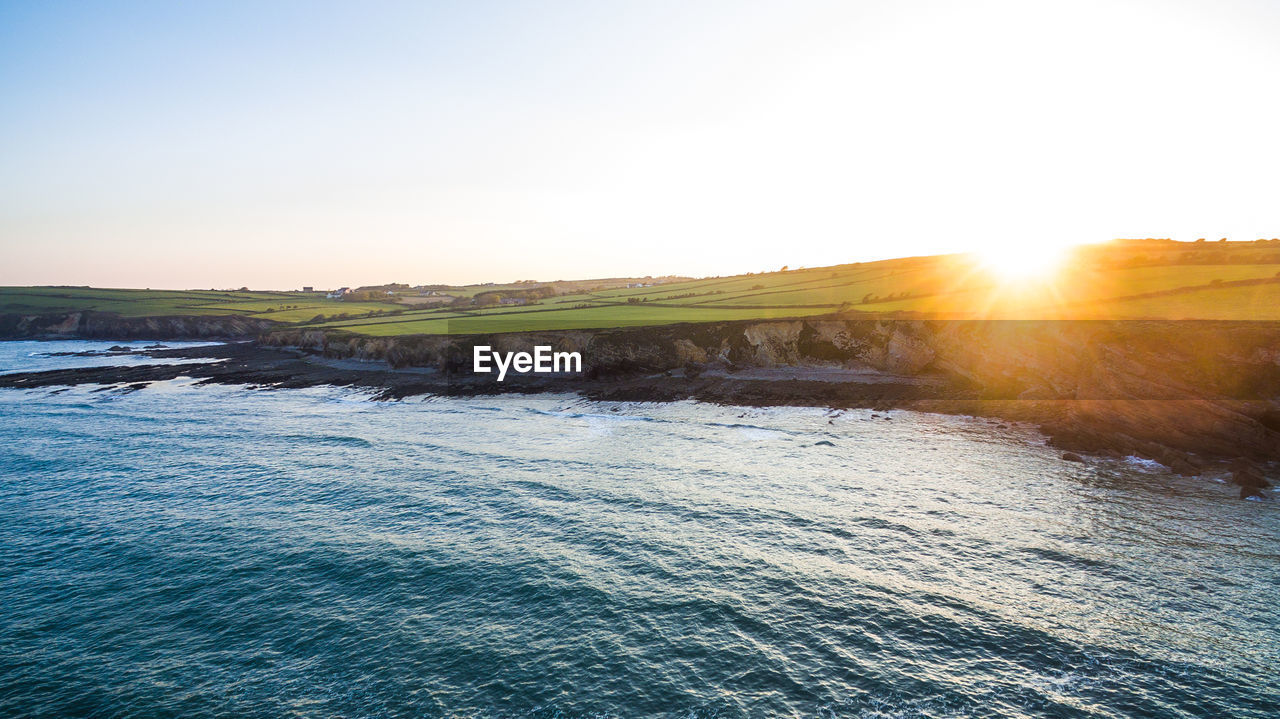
1,336,1275,498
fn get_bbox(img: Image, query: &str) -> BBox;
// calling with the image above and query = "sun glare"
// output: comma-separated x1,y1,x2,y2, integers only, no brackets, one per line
975,243,1070,281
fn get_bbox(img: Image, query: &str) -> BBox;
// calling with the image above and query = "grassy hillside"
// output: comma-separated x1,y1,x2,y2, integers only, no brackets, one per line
0,287,405,322
4,239,1280,335
312,240,1280,333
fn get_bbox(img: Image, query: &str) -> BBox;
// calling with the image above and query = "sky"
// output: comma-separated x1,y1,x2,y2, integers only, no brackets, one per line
2,0,1279,289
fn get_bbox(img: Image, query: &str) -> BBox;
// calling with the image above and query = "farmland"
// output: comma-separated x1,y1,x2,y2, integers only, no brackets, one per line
311,240,1280,333
4,239,1280,336
0,287,404,323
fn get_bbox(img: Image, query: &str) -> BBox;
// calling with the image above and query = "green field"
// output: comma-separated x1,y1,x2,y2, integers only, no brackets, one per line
1091,282,1280,320
0,287,403,322
4,240,1280,335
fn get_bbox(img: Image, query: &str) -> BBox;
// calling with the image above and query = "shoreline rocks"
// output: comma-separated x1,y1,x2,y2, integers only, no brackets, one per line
2,315,1278,497
0,311,279,340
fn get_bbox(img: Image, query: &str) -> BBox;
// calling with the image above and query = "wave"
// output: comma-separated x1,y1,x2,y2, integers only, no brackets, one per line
1,390,1275,718
276,433,375,448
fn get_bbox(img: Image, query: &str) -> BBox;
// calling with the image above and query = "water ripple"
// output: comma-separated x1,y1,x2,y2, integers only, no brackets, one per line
0,353,1276,718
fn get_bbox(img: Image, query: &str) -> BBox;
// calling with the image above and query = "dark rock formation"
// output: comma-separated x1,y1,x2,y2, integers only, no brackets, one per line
0,311,279,340
2,314,1278,492
1231,467,1270,489
259,318,1280,462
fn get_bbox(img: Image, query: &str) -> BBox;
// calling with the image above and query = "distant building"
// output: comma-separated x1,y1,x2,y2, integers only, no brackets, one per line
326,287,351,299
302,286,314,292
499,297,527,305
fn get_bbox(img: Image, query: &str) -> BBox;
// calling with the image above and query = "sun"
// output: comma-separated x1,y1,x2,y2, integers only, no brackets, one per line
974,242,1070,281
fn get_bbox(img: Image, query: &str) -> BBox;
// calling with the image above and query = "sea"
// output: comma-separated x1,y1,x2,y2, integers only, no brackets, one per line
0,341,1276,718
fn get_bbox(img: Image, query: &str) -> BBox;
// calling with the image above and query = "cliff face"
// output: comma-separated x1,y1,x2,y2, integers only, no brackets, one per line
0,311,280,340
262,319,1280,464
261,319,1280,398
4,310,1275,467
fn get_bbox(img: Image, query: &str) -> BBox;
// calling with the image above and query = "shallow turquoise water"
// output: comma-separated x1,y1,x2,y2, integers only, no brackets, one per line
0,342,1276,717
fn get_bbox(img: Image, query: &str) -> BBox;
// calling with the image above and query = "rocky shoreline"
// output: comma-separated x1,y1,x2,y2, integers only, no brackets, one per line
2,314,1277,498
0,310,279,340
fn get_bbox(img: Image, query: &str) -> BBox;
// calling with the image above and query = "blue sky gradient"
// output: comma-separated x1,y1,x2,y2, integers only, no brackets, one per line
3,1,1279,288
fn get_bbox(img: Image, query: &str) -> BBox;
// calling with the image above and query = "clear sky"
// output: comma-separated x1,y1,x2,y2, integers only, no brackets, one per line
2,0,1278,289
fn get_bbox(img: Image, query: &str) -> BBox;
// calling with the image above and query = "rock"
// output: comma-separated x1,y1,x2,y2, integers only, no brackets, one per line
1228,458,1262,475
47,312,83,335
1061,452,1085,463
1231,468,1271,488
1239,486,1265,500
813,440,835,447
882,329,936,374
5,314,1280,474
108,345,131,352
672,338,707,364
1047,428,1109,454
733,322,804,367
1168,457,1201,477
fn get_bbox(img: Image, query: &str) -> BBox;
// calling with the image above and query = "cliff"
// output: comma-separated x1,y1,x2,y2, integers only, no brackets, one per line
260,319,1280,401
261,319,1280,483
0,311,280,340
2,311,1276,491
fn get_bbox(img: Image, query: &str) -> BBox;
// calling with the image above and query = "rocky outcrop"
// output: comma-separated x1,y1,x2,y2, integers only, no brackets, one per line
262,319,1280,396
0,311,280,340
4,310,1277,476
260,318,1280,469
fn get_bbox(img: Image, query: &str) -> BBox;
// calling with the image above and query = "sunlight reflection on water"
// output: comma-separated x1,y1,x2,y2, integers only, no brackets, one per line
0,343,1276,718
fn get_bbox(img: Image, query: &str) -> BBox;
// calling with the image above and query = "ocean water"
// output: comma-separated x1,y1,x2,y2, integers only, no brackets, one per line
0,342,1276,718
0,340,222,376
